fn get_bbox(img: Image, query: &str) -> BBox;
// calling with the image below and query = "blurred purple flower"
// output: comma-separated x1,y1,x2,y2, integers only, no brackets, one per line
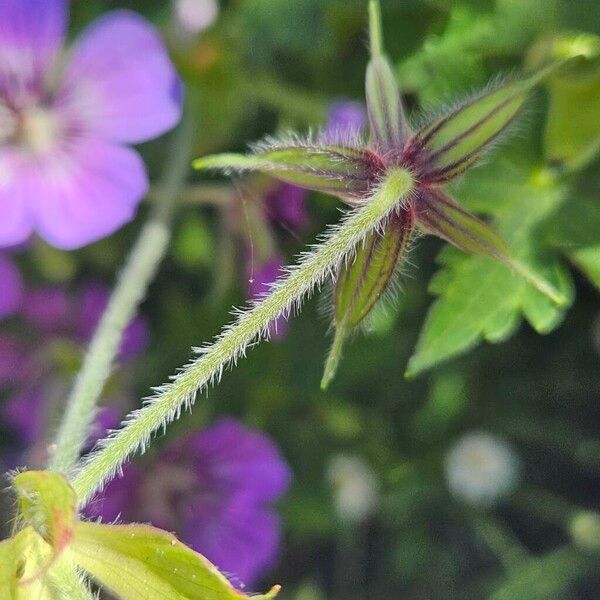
248,257,288,341
87,418,291,588
1,281,148,455
323,100,367,143
0,0,182,250
265,183,308,231
0,254,23,317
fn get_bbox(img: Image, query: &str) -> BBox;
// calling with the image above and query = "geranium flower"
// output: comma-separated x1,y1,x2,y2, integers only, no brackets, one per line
86,418,292,588
0,0,182,250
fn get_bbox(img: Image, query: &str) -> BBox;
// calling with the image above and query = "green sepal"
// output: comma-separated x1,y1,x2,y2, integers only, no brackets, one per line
71,521,281,600
414,67,556,182
13,471,77,556
415,188,510,261
321,209,415,389
194,143,379,202
334,209,414,329
415,188,567,305
366,56,410,150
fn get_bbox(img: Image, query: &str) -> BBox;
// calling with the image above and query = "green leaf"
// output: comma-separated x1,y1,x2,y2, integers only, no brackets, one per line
71,521,281,600
193,143,378,202
544,64,600,169
13,471,76,556
0,536,18,598
406,163,574,377
541,193,600,290
570,245,600,290
490,547,590,600
413,67,554,182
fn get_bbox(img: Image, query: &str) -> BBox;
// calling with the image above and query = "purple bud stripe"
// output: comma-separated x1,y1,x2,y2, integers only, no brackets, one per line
414,79,516,150
416,190,508,259
424,93,523,164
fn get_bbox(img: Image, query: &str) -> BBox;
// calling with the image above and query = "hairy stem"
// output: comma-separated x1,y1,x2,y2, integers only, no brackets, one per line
72,168,414,507
48,115,194,476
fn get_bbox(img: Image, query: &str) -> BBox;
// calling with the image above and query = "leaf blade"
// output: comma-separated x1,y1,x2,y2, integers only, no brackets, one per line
71,521,280,600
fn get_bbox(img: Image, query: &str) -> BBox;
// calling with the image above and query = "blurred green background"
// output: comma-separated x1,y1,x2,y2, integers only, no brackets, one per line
4,0,600,598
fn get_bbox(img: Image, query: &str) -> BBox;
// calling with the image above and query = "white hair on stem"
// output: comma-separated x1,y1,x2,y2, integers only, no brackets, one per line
72,168,415,507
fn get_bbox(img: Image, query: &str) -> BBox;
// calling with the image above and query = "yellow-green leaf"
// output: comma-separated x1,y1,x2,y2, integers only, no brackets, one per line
71,521,281,600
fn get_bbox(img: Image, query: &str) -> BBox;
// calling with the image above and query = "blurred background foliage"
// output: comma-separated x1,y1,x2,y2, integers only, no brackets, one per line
2,0,600,598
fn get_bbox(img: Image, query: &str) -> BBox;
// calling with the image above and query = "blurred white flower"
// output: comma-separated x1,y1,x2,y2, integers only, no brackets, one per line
173,0,219,36
327,454,379,523
570,511,600,552
445,431,520,507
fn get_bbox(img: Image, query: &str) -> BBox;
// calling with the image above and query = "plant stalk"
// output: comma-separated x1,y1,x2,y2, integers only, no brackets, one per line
72,168,414,507
48,112,194,476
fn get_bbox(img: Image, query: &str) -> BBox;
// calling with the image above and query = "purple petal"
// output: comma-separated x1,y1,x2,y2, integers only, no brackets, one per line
324,101,367,142
77,283,149,360
187,418,292,503
20,286,70,333
0,150,35,247
31,140,147,249
265,183,308,231
3,387,45,445
0,0,67,106
83,462,141,523
0,335,28,383
58,10,182,144
183,495,281,588
0,254,23,317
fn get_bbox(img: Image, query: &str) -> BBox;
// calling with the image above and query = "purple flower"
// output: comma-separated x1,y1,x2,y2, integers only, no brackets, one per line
0,254,23,317
322,100,367,143
0,1,182,250
86,418,291,588
1,281,148,452
265,183,308,231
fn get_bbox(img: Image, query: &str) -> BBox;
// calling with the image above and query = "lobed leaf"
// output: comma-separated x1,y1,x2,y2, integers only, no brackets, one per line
71,521,281,600
194,143,381,202
407,159,574,377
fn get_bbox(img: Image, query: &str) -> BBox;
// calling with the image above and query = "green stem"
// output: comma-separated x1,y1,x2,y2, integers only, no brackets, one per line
369,0,384,58
72,168,414,507
48,114,194,477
